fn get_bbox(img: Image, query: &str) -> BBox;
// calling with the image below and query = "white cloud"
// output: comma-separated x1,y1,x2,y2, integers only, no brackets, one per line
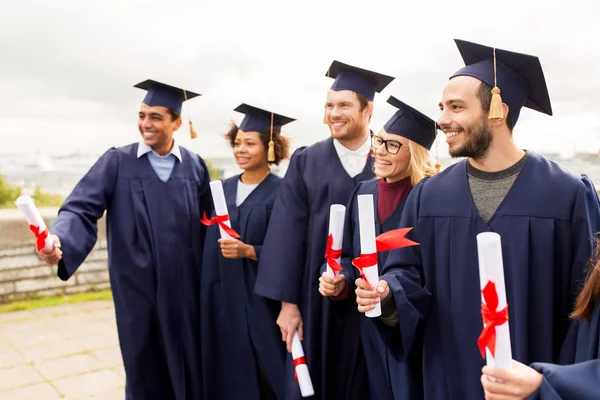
1,0,598,159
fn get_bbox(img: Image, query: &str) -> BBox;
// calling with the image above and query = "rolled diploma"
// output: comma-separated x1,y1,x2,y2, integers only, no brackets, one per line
209,180,233,240
357,194,380,318
326,204,346,279
292,331,314,397
15,195,54,249
476,232,512,371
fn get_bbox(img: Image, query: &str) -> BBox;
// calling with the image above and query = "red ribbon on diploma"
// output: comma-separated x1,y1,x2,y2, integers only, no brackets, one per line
478,281,509,359
200,212,241,239
29,224,49,252
352,227,418,287
293,355,307,382
325,234,343,276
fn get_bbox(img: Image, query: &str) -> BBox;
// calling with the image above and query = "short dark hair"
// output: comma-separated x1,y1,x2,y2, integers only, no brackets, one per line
166,109,181,122
224,122,291,166
477,81,514,131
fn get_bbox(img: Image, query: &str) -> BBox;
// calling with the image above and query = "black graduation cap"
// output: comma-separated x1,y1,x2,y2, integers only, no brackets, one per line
326,60,395,101
234,104,295,133
450,39,552,127
134,80,200,114
384,96,439,150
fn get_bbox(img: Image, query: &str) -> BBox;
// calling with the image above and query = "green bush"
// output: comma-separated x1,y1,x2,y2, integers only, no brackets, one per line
0,175,23,207
0,175,63,208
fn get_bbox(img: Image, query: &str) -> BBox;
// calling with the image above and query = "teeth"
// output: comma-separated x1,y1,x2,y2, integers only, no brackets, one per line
445,130,461,138
377,160,392,166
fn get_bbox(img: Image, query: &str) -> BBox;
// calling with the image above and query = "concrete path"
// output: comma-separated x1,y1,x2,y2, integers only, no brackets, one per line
0,300,124,399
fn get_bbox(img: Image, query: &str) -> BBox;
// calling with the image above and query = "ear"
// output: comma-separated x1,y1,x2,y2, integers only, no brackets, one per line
364,101,374,119
489,103,510,128
173,117,183,131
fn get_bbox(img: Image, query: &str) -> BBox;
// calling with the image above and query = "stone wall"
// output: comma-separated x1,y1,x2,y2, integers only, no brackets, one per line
0,209,109,302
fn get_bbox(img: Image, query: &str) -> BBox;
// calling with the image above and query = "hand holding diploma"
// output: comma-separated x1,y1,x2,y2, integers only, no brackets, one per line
15,195,63,264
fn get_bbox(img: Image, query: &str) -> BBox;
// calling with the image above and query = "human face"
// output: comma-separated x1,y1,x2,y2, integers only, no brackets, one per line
324,90,371,143
138,104,182,155
372,130,411,183
233,130,268,172
438,76,493,159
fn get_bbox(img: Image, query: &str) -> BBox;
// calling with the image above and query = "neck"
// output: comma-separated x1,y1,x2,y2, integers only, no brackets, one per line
384,172,409,184
152,138,174,156
469,134,524,172
336,127,370,151
241,165,270,184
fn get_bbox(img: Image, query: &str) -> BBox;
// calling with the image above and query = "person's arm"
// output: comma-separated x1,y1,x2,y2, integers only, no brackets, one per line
45,148,118,280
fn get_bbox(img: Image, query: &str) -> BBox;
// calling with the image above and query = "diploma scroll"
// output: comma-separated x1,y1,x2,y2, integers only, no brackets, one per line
208,180,235,240
476,232,512,371
326,204,346,279
292,331,314,397
357,194,381,318
15,195,54,251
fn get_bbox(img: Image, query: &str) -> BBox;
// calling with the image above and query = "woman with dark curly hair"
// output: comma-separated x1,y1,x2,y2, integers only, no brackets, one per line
200,104,294,400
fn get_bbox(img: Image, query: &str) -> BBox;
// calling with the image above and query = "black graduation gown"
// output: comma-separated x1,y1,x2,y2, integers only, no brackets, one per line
527,302,600,399
331,179,421,400
379,152,600,400
51,143,211,400
200,173,286,399
254,137,375,399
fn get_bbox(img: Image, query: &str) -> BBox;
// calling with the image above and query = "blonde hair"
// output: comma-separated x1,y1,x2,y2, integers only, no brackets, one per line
406,140,440,186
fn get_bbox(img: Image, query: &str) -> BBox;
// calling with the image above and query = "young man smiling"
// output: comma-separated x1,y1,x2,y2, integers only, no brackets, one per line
355,40,600,399
37,80,212,400
255,61,394,399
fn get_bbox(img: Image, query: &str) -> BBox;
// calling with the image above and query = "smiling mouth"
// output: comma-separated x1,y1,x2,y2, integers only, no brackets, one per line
143,131,158,139
376,159,392,166
444,129,463,138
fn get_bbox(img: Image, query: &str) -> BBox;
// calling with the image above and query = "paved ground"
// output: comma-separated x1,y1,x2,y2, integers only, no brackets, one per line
0,300,125,399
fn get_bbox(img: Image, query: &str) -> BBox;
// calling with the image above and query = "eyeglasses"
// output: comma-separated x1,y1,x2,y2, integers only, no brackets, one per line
371,135,404,155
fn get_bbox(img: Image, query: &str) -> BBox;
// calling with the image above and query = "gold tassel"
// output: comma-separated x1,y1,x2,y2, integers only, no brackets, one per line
488,87,503,120
267,112,275,162
183,89,198,139
488,48,504,120
268,140,275,162
189,120,198,139
323,68,330,124
434,121,441,173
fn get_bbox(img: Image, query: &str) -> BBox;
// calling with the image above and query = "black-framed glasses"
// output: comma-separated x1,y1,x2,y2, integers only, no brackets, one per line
371,135,403,154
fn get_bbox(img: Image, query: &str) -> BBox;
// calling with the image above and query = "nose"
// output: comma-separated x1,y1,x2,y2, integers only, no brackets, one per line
437,109,452,130
375,142,388,156
330,105,343,120
140,116,153,130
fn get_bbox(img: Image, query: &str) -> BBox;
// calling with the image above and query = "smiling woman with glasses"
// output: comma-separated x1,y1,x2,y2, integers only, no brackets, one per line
319,95,441,400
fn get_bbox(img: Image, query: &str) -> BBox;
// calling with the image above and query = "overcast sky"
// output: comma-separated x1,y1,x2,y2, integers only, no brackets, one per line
1,0,599,159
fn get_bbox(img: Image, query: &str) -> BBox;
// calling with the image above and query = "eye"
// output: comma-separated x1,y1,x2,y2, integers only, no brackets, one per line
452,105,462,110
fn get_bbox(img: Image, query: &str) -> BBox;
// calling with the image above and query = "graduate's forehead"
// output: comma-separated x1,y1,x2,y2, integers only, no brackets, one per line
378,129,408,144
139,103,170,116
326,89,360,104
235,129,261,141
440,76,481,105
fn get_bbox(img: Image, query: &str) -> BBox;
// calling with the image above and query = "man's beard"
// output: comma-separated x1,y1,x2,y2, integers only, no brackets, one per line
449,117,493,159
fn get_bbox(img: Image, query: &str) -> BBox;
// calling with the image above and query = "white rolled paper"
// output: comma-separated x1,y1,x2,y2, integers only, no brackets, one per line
357,194,380,318
326,204,346,279
476,232,512,371
209,180,233,240
292,331,314,397
14,195,54,249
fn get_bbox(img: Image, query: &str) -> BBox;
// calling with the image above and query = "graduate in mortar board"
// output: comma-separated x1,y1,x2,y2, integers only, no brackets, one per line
354,40,600,400
319,96,440,400
200,104,293,400
37,80,212,400
254,61,394,399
